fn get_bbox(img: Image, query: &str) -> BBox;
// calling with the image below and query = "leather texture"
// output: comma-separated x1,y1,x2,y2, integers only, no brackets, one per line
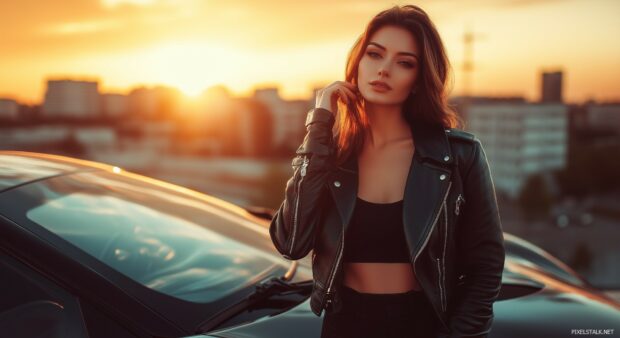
269,107,505,338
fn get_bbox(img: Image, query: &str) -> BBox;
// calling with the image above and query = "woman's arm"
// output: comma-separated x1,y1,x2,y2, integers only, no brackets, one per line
269,107,336,260
444,139,506,338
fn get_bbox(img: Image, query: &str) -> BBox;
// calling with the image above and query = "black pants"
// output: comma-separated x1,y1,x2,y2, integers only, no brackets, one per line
320,285,439,338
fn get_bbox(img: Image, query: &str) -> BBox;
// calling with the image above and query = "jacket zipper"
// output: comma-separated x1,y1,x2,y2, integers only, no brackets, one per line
439,196,449,312
323,171,350,310
324,222,345,310
413,180,452,267
287,155,309,256
435,258,444,312
413,180,452,322
455,193,465,216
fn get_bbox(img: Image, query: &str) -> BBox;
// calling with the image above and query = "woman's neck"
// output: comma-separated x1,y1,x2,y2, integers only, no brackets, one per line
364,104,412,150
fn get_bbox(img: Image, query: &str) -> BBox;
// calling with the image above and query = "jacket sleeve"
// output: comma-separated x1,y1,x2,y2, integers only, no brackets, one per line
269,107,337,261
443,139,506,338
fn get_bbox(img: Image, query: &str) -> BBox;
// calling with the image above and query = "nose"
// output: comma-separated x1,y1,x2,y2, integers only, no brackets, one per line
378,67,388,78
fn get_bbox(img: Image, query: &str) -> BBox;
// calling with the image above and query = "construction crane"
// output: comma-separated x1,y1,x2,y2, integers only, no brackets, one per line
460,24,486,123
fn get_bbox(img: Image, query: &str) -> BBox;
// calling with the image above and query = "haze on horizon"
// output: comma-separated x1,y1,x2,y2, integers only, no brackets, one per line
1,0,619,105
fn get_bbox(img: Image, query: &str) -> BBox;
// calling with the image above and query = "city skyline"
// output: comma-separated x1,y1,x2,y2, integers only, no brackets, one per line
1,0,619,105
0,70,574,109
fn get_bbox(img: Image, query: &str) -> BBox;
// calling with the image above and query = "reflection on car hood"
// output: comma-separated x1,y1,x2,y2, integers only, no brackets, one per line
0,152,103,191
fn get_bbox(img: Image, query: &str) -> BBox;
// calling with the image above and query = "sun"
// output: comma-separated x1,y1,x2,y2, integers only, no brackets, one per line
179,84,206,98
137,40,242,99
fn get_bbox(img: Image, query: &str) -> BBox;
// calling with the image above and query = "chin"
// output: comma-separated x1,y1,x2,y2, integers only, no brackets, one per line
363,95,402,106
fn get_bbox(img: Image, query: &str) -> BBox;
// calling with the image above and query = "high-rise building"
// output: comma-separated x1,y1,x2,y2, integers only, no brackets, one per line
42,79,100,118
466,101,568,199
586,103,620,133
101,93,129,117
254,87,310,150
127,86,182,119
0,98,19,120
541,70,563,103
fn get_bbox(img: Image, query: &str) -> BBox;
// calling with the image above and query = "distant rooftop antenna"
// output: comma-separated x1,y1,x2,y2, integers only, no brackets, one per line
461,24,486,121
462,24,486,97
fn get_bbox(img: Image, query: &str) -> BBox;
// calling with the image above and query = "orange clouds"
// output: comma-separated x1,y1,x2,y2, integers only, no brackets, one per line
0,0,618,104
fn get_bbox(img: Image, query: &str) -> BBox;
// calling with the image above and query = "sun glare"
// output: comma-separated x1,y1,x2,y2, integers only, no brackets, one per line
101,0,156,8
135,41,242,98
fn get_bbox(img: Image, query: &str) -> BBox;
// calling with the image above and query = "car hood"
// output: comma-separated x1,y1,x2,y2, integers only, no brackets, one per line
201,257,620,338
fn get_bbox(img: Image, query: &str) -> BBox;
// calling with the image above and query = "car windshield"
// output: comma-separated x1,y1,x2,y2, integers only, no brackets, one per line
22,169,284,303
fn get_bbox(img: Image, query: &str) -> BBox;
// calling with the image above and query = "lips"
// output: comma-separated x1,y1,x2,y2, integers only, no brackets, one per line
369,80,392,90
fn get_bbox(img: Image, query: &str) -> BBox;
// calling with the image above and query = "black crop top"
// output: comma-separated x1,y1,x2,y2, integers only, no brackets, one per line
342,196,411,263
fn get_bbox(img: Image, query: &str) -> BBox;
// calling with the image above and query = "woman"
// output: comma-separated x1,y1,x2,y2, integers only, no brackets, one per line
269,4,505,338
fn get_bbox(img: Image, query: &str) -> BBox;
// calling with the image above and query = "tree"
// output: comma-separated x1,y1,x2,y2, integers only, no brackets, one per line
518,173,554,221
57,130,86,157
252,161,293,210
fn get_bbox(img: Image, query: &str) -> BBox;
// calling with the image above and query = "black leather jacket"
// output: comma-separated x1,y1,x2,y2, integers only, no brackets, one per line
269,107,505,338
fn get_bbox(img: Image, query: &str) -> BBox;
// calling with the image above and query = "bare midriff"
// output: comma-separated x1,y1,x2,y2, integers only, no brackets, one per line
342,262,422,293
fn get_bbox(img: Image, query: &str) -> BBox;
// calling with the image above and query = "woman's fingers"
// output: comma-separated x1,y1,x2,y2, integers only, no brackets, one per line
316,81,360,113
336,88,352,105
341,82,359,96
335,88,347,104
341,82,360,102
341,81,358,92
338,86,357,104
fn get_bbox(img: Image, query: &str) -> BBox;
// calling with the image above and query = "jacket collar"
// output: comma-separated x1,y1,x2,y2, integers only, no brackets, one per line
410,120,454,166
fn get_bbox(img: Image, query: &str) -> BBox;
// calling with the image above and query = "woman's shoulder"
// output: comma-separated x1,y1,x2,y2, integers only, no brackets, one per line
444,127,477,143
444,127,482,166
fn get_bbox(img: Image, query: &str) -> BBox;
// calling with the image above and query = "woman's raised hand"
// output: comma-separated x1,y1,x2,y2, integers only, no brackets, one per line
315,81,359,116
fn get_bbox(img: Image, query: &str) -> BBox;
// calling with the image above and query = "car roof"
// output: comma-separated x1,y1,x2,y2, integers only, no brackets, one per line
0,150,117,192
0,150,268,224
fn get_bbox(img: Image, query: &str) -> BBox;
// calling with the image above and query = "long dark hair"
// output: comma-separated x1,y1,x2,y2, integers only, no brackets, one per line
333,4,463,166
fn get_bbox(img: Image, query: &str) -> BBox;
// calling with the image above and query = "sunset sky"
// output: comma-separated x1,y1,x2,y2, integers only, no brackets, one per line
1,0,619,105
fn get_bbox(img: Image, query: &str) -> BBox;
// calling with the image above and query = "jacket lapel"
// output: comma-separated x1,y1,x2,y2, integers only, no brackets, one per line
327,120,453,260
405,121,454,260
403,151,452,261
327,151,358,232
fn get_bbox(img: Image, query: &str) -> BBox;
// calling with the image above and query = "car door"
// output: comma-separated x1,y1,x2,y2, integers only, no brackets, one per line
0,251,142,338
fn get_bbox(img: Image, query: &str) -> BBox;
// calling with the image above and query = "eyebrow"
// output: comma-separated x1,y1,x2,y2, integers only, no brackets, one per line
367,42,418,60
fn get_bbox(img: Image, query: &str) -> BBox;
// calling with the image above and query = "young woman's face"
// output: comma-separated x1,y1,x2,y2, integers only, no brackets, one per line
357,25,420,107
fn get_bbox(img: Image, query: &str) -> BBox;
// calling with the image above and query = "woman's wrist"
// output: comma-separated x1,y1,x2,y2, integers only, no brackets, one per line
305,107,335,127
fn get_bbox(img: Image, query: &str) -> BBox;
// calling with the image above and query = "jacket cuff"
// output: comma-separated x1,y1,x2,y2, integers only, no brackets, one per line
305,108,335,127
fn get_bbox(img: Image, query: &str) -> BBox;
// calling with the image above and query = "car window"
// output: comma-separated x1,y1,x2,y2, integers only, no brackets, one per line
23,170,283,303
0,252,89,338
